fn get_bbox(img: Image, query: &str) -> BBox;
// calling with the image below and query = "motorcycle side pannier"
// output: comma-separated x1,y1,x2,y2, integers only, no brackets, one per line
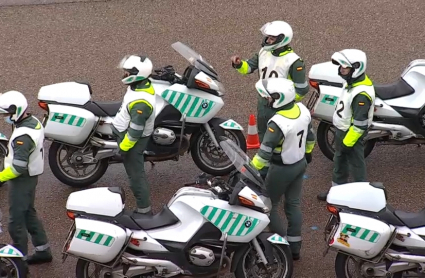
43,104,97,145
330,212,393,259
67,218,128,263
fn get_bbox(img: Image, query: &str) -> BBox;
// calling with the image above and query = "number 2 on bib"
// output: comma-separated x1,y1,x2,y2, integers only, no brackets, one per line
261,67,279,79
336,100,344,118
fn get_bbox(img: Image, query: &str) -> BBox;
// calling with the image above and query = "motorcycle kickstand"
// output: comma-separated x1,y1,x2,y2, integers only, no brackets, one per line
149,161,155,169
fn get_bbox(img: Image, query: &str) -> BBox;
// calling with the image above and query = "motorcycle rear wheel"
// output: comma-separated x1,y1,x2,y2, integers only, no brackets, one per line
49,142,109,188
317,122,376,161
335,253,405,278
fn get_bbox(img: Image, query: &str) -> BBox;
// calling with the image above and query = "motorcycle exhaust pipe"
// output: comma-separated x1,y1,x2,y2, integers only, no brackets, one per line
122,255,182,272
90,137,118,149
386,252,425,263
370,122,415,137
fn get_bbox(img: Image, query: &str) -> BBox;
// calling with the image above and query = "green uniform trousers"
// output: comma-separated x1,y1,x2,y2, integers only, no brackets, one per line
8,175,49,257
265,157,307,255
332,128,367,185
257,96,278,142
116,135,151,212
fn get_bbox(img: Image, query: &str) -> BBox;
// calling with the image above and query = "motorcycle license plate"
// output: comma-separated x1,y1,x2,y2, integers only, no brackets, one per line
324,214,339,243
306,90,320,111
61,222,76,263
42,114,48,127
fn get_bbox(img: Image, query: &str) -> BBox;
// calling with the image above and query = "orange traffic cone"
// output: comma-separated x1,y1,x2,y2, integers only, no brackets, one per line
246,114,261,150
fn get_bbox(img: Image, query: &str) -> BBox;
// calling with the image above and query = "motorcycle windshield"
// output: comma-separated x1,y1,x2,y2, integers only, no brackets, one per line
218,136,265,189
171,41,220,82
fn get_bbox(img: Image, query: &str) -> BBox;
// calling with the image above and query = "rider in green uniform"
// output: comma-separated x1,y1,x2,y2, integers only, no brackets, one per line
317,49,376,201
231,20,309,142
0,91,52,275
250,78,315,260
112,55,156,214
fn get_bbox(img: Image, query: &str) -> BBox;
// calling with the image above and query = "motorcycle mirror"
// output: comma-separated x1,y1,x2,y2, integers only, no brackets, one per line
255,79,270,99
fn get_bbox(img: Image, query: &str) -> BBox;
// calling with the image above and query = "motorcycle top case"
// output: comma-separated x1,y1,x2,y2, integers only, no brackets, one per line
38,81,92,105
67,187,124,218
330,212,394,259
67,217,127,263
309,61,345,84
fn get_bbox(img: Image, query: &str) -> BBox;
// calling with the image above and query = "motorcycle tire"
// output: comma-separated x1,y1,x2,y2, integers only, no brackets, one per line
0,244,28,278
335,253,403,278
49,142,109,188
234,244,293,278
190,128,247,176
317,122,376,161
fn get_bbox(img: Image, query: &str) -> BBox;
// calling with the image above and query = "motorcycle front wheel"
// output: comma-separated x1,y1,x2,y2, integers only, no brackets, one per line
234,244,293,278
190,128,247,176
49,142,109,188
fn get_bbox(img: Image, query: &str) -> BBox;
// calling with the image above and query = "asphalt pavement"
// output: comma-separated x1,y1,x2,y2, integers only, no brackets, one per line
0,0,425,277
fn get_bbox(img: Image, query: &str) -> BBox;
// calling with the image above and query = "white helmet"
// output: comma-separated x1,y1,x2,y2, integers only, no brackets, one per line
118,55,153,85
0,90,28,122
260,21,293,52
331,49,367,80
255,78,295,109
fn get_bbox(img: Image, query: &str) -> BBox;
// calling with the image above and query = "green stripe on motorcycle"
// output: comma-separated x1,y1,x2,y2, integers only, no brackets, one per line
75,229,115,247
341,223,381,243
200,205,260,237
161,89,215,118
50,113,86,127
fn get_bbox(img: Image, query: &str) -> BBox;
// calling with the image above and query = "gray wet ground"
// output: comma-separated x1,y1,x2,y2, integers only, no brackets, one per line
0,0,425,277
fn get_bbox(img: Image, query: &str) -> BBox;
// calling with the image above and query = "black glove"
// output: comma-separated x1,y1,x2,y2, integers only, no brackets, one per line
305,153,312,164
341,143,353,154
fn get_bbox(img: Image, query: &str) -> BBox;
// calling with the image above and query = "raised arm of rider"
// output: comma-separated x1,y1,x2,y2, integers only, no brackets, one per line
289,59,310,102
119,102,153,152
233,53,259,75
0,135,34,183
342,93,372,148
251,121,284,171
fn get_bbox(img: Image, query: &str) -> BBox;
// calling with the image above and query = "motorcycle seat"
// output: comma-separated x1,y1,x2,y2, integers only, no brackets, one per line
131,205,180,230
93,101,122,117
394,208,425,229
374,78,415,101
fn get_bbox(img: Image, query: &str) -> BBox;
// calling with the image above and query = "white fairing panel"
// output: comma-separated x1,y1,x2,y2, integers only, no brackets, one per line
393,226,425,248
385,63,425,109
66,187,124,217
127,229,169,252
327,182,386,212
38,82,92,105
150,186,269,244
373,98,403,118
157,83,224,124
